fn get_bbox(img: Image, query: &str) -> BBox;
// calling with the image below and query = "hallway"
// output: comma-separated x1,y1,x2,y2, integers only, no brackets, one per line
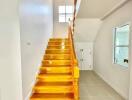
80,71,124,100
0,0,132,100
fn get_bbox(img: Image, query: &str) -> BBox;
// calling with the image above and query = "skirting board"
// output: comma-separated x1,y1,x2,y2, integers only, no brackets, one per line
94,70,128,100
25,69,40,100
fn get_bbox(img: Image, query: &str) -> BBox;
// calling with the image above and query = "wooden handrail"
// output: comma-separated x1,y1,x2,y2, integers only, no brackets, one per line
67,1,79,100
68,26,79,100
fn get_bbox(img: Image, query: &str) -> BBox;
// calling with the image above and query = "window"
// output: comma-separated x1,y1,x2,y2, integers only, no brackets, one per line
59,5,73,23
113,24,130,67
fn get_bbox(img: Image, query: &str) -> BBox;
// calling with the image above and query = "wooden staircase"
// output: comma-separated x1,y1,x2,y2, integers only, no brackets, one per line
30,38,79,100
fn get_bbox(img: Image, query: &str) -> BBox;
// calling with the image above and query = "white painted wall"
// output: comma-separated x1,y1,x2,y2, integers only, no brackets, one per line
0,0,23,100
53,0,73,38
94,1,132,99
20,0,53,99
74,18,102,42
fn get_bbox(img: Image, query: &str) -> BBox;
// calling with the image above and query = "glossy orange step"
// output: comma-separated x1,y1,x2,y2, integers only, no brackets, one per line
44,54,71,60
41,65,71,67
48,41,70,45
30,93,74,100
47,45,70,49
35,81,73,86
33,85,73,93
45,49,70,54
37,74,73,82
39,67,72,74
49,38,69,42
42,60,71,66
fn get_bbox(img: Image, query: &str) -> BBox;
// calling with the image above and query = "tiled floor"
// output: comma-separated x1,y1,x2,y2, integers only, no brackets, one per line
80,71,125,100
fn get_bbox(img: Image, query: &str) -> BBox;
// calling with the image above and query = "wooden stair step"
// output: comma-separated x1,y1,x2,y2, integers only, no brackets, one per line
41,65,71,67
38,73,72,75
49,38,69,42
33,85,74,93
42,60,71,66
37,74,73,82
35,81,73,86
47,45,70,49
39,67,72,74
48,41,70,45
30,98,73,100
44,54,71,60
30,93,74,100
45,49,70,54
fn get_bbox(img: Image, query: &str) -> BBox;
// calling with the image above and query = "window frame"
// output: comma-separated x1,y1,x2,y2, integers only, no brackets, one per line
58,5,73,23
113,23,131,68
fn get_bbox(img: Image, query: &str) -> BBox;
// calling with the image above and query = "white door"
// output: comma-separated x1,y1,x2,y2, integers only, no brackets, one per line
75,42,93,70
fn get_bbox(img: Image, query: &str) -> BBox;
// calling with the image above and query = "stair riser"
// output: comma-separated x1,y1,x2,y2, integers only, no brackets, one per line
47,46,70,49
49,39,69,42
35,81,73,86
34,90,73,94
33,86,73,94
48,42,70,45
44,55,71,60
30,93,74,100
45,50,70,54
37,76,73,82
42,60,71,66
31,98,73,100
40,67,72,74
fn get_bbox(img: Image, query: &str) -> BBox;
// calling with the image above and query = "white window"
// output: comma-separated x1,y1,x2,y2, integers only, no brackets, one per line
59,5,73,23
113,24,130,67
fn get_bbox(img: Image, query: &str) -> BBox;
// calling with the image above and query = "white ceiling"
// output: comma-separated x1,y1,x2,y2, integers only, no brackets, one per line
77,0,122,18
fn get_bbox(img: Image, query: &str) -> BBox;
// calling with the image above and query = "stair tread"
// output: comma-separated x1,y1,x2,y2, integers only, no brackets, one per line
39,73,72,75
33,85,74,93
31,98,73,100
40,66,72,69
45,49,70,54
36,79,73,83
46,49,70,50
42,64,71,66
37,74,72,78
34,85,73,89
35,81,73,86
47,45,70,47
31,93,74,100
42,60,71,66
40,67,72,74
43,60,71,61
49,38,69,41
37,74,73,82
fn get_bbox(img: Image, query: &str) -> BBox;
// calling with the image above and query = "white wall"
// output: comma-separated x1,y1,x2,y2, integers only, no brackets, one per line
53,0,73,38
94,1,132,99
20,0,53,99
74,18,102,42
0,0,23,100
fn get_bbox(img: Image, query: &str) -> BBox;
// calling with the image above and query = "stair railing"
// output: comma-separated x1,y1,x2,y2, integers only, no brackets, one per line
68,0,79,100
